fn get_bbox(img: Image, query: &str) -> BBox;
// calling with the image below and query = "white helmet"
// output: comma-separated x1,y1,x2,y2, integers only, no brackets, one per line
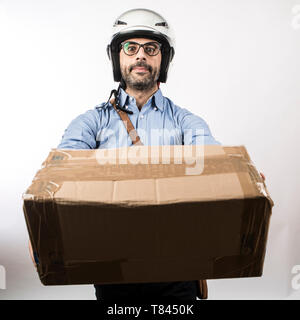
107,8,175,83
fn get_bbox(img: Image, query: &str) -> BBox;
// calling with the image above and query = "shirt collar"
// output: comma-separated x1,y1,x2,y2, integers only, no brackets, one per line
118,87,164,112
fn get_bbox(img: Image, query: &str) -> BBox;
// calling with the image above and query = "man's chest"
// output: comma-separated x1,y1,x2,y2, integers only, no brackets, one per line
96,110,183,148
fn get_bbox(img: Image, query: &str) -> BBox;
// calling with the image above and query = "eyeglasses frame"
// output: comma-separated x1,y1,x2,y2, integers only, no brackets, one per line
120,41,162,56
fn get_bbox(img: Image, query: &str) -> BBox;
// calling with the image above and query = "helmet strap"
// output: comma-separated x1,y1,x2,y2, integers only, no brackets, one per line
120,78,127,90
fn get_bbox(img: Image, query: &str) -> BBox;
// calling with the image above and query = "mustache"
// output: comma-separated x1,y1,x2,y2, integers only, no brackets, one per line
129,62,152,72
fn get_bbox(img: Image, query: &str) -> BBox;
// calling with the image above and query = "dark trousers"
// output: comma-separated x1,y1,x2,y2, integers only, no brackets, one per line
94,280,198,301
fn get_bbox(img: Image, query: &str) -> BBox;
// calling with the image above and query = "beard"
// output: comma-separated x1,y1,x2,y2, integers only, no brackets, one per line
121,61,160,91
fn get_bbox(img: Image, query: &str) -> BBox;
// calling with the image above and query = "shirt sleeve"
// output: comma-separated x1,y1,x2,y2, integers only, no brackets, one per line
177,107,221,145
57,109,100,149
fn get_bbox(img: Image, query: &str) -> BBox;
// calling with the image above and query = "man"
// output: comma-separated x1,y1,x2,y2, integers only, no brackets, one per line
30,8,218,301
29,8,266,300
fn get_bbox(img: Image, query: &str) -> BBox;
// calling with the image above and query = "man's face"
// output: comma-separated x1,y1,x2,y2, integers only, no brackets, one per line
119,38,162,91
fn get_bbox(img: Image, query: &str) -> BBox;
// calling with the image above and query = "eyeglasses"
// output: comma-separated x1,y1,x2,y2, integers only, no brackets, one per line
120,41,162,56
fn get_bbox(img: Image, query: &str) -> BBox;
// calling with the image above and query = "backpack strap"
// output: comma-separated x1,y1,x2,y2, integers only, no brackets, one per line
110,98,143,146
197,280,208,299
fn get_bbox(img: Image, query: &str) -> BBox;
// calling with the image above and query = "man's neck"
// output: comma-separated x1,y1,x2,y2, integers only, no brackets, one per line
125,85,159,111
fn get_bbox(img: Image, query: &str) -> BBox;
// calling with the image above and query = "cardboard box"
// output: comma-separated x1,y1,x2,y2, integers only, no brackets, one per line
22,145,274,286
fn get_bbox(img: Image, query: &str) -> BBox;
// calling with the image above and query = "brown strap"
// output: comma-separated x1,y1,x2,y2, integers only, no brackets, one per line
197,280,208,299
110,98,143,146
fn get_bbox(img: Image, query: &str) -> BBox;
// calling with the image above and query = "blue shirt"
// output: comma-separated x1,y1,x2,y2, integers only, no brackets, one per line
57,88,221,149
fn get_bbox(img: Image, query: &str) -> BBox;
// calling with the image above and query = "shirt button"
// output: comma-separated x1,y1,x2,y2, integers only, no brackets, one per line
125,105,128,109
140,114,144,119
154,107,158,111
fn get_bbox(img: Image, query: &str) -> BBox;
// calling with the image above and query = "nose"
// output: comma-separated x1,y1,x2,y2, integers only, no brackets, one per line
135,45,147,60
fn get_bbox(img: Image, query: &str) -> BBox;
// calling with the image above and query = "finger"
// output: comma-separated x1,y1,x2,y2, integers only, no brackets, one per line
260,172,266,181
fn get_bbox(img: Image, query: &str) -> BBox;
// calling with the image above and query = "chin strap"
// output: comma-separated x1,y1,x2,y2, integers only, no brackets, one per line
106,79,160,114
106,83,133,114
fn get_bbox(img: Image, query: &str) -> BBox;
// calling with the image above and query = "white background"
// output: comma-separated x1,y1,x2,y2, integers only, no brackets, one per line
0,0,300,299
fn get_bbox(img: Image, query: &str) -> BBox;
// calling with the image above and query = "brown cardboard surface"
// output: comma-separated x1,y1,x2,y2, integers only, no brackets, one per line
22,145,273,285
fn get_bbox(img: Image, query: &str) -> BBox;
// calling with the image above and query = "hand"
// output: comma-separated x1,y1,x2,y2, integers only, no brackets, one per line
260,172,266,181
28,240,37,269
